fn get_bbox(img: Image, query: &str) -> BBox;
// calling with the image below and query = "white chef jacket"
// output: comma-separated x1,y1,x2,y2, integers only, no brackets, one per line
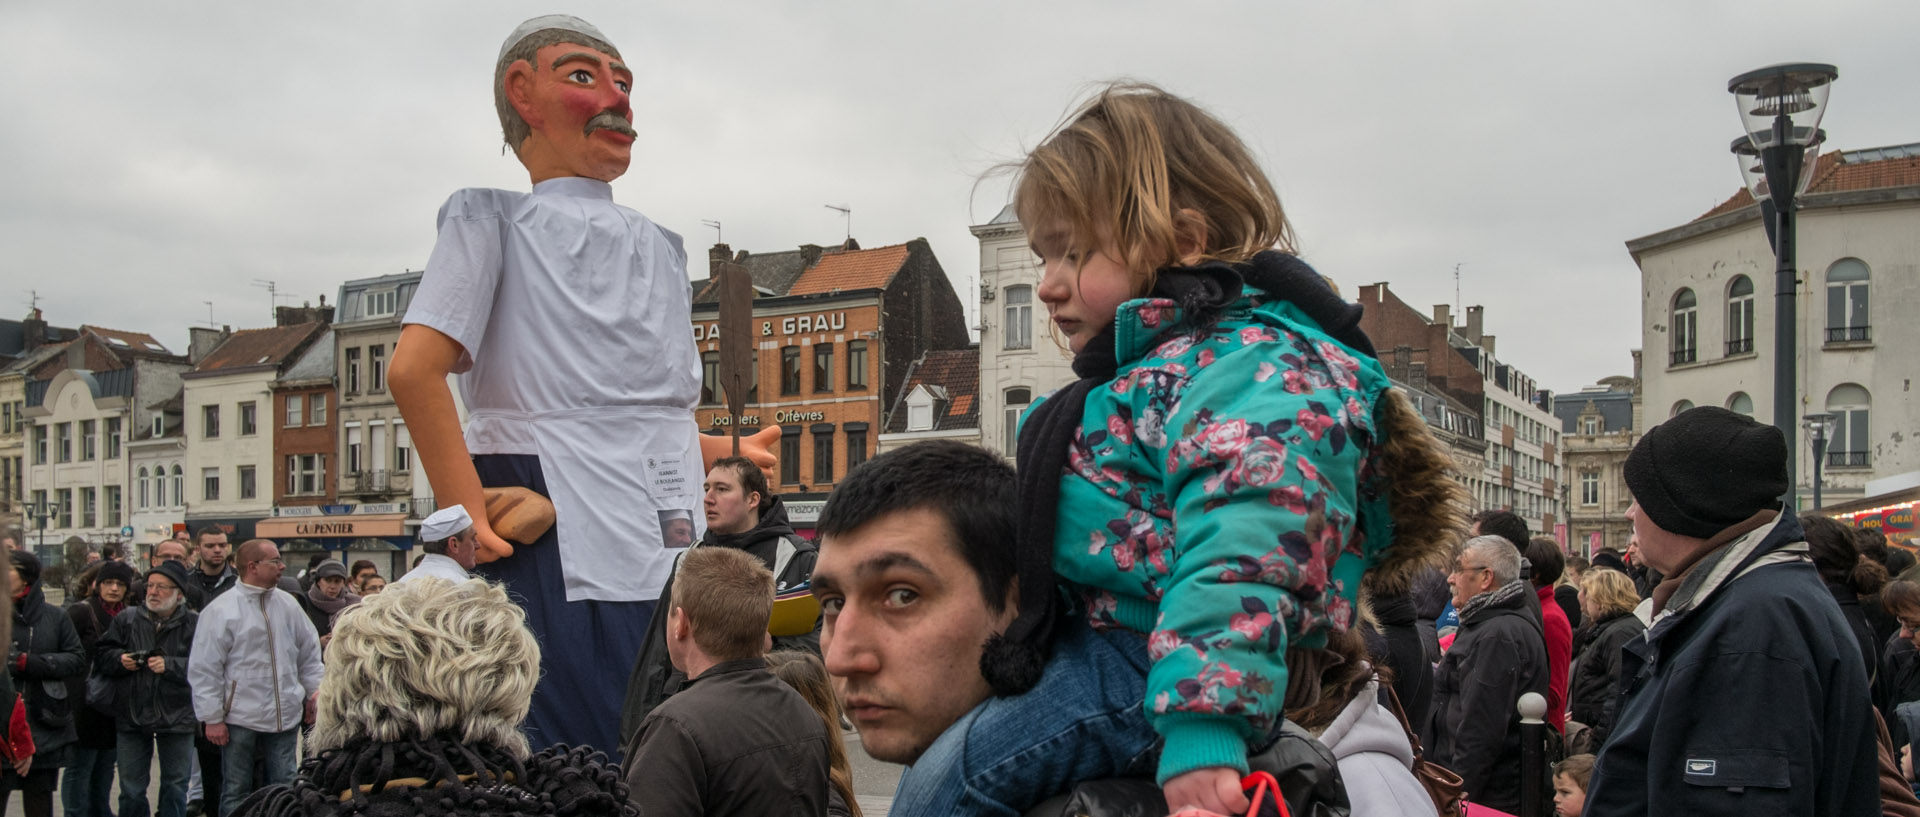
405,177,704,603
392,553,472,586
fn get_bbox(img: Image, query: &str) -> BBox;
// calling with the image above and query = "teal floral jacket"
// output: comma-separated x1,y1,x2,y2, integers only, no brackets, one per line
1030,287,1393,783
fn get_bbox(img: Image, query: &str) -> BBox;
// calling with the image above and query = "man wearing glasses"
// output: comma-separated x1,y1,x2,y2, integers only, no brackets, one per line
188,540,323,816
1423,534,1549,815
98,560,200,817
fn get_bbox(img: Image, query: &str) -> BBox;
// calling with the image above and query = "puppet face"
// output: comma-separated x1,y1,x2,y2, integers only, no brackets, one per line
507,41,635,182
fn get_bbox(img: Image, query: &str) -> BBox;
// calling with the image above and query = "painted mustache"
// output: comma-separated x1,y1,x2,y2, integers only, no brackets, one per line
585,111,636,139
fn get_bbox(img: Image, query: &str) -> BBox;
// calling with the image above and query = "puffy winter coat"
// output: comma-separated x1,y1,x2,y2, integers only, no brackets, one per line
8,585,86,761
1320,676,1439,817
1565,609,1644,749
95,604,198,734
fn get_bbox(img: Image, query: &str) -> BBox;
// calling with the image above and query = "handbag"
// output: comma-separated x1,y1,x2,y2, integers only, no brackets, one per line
1383,683,1467,817
84,671,120,717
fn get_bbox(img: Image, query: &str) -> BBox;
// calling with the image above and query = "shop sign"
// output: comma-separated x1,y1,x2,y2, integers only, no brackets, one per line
692,312,850,341
709,414,762,427
256,514,409,539
775,410,827,423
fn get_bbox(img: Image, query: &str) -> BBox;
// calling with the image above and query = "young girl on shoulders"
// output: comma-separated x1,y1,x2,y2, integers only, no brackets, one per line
887,82,1459,817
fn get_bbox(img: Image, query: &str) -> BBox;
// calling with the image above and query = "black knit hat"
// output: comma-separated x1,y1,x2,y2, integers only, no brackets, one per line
144,560,192,596
8,550,41,590
96,561,139,590
1625,406,1787,539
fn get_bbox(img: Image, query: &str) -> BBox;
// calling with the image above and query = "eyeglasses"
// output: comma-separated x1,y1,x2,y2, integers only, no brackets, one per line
147,582,178,594
249,557,285,568
1451,563,1490,576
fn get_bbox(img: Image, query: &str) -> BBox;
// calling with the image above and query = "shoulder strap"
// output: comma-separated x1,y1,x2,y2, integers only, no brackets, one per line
772,535,801,580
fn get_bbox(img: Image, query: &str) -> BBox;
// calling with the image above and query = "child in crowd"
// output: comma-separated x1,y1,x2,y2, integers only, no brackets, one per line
884,81,1458,817
1553,754,1594,816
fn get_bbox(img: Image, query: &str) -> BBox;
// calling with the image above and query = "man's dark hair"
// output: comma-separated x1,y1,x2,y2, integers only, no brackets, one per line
192,526,226,545
1854,527,1892,567
1524,537,1564,588
816,441,1016,613
1470,510,1530,552
711,456,771,512
100,543,120,561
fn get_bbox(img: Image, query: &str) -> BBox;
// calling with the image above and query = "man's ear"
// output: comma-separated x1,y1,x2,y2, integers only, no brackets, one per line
668,605,688,641
995,576,1021,630
1172,207,1210,266
504,60,544,130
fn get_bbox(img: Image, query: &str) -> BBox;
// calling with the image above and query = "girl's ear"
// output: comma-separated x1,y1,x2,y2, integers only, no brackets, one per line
1172,208,1210,266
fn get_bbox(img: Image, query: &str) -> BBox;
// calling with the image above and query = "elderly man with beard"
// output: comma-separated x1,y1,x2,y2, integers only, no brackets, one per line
97,561,199,817
390,14,704,755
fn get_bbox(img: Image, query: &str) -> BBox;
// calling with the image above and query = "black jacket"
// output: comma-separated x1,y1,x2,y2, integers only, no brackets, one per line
1828,581,1887,711
66,596,126,749
621,659,830,817
8,585,87,759
184,565,234,610
1566,609,1644,749
1585,510,1880,817
95,605,198,734
619,497,817,748
1361,591,1433,732
1422,580,1549,814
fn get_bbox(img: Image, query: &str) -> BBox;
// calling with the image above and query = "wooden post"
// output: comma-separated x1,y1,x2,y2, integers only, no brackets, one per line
715,257,754,456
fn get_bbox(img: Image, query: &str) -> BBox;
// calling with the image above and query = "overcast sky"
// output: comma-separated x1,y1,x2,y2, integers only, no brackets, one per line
4,2,1914,394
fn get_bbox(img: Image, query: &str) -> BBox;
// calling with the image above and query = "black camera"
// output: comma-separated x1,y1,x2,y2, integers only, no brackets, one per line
124,651,152,663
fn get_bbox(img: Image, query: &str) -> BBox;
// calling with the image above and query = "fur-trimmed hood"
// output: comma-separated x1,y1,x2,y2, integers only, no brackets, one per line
1360,387,1468,600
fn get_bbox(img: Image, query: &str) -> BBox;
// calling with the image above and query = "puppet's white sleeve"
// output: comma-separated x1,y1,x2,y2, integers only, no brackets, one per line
405,189,507,374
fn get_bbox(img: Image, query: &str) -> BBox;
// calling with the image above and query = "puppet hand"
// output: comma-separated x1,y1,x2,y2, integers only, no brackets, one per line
475,527,516,564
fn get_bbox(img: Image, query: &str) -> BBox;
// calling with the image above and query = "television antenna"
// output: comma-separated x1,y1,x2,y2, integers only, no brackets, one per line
252,279,294,320
700,219,723,244
824,204,851,242
201,302,220,329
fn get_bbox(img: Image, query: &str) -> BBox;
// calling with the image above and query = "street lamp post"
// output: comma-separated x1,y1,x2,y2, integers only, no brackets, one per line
1728,62,1838,510
1803,413,1835,510
29,498,59,558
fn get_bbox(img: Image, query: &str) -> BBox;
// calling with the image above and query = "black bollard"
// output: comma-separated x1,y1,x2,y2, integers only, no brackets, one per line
1517,692,1548,817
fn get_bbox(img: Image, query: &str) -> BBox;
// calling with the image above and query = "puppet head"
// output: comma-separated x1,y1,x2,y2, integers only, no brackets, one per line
495,15,634,184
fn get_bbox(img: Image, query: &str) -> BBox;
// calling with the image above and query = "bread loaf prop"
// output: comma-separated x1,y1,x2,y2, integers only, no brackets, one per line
484,486,556,545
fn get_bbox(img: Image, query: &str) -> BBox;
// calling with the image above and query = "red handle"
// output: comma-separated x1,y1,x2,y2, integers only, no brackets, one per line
1240,770,1289,817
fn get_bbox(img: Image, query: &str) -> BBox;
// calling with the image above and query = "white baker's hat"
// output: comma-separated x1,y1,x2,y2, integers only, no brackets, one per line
498,15,615,63
419,505,474,543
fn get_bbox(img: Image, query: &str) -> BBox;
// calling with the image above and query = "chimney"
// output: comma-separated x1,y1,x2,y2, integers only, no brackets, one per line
21,308,46,353
1465,305,1485,344
1409,361,1429,391
188,326,230,365
1432,304,1451,329
1480,334,1496,356
799,244,825,267
275,300,334,327
1631,349,1643,382
708,243,732,268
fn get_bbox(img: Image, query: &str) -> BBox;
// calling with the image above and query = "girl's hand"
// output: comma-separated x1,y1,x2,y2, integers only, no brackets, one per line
1163,767,1249,816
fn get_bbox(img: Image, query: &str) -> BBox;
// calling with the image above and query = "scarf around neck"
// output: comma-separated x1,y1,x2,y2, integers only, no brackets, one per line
1459,578,1531,622
982,251,1377,697
305,583,361,616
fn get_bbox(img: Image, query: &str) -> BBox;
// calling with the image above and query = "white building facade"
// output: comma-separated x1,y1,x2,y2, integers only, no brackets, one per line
181,368,278,539
22,369,134,551
1628,143,1920,509
971,206,1073,461
126,395,186,549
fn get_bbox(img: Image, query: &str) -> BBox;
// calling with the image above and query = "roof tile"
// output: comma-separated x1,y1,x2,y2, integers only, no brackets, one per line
788,245,912,296
1695,147,1920,221
886,348,980,433
191,323,326,373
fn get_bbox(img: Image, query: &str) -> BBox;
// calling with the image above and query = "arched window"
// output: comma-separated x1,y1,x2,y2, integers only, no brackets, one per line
171,465,183,507
1827,259,1870,342
1726,392,1754,416
1004,387,1032,457
1671,289,1697,364
1726,276,1754,355
1825,384,1871,467
1004,286,1033,350
137,467,150,509
1671,399,1695,418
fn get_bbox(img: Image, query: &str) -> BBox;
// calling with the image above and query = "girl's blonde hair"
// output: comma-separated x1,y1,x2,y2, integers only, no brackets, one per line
1582,568,1640,619
1012,81,1294,291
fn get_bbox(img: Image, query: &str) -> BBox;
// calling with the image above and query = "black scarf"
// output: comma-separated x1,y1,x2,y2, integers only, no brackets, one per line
982,251,1376,696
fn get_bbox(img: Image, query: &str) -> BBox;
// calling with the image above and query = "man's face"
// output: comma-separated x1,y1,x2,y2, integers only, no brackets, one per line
152,541,187,570
663,518,695,550
1626,502,1694,575
1895,604,1920,652
704,467,758,535
144,575,181,614
1449,550,1495,610
813,508,1016,765
241,543,285,588
449,530,479,570
508,41,635,182
198,534,230,571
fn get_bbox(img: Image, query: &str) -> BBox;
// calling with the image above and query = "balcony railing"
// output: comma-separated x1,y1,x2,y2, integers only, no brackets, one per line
345,469,392,494
1669,348,1697,365
1725,338,1753,355
1826,325,1871,343
1828,451,1870,468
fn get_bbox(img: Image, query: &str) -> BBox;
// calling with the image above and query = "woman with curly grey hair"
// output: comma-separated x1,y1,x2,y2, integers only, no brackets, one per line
233,579,634,817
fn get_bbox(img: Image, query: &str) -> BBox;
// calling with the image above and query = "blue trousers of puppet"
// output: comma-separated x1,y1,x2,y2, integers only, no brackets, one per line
473,454,655,758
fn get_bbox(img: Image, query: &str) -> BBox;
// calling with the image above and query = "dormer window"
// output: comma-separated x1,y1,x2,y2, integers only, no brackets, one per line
366,289,399,318
152,413,165,438
905,384,945,433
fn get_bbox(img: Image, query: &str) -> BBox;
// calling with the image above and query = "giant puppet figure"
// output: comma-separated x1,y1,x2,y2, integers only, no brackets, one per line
390,15,704,755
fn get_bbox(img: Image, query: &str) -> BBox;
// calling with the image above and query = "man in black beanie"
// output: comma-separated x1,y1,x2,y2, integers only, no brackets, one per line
1585,407,1878,816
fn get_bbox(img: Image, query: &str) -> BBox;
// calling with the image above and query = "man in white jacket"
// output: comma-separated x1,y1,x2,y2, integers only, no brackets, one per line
188,539,324,817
